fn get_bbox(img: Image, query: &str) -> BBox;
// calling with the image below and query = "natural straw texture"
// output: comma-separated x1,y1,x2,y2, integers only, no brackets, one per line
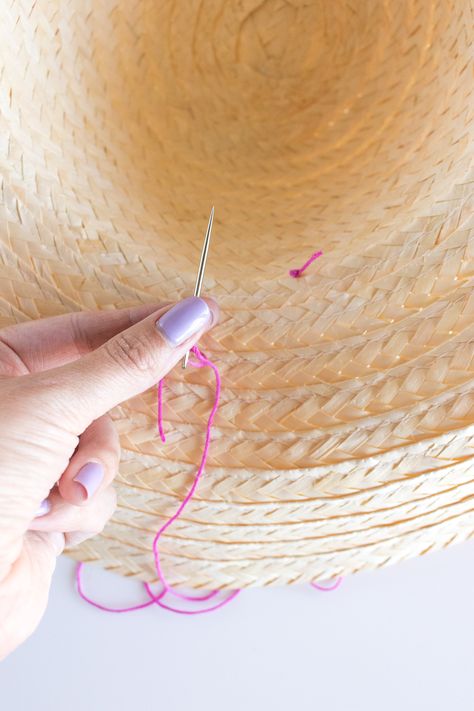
0,1,473,590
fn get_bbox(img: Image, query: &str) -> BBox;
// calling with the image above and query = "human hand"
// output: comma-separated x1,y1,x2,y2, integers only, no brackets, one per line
0,297,218,658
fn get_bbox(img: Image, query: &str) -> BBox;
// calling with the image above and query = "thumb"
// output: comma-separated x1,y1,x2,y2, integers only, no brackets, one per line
32,297,219,429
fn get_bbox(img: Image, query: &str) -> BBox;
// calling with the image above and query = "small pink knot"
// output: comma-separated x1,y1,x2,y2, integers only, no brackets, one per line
289,250,322,279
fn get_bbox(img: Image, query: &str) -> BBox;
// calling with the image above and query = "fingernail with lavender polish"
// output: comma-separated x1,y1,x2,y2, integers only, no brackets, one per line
35,499,51,518
156,297,212,347
74,462,104,500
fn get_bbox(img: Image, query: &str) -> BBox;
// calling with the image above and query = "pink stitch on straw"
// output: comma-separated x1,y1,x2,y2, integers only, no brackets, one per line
289,250,323,278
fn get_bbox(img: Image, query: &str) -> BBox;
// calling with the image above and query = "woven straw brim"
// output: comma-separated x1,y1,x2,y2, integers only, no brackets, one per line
0,1,473,588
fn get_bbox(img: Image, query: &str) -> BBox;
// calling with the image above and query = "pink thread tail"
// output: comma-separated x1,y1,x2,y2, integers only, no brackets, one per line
289,250,323,278
310,577,342,592
76,345,240,614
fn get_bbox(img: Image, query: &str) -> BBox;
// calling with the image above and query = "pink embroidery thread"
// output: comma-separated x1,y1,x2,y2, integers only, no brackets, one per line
76,345,240,614
150,345,240,613
77,249,341,610
289,250,323,278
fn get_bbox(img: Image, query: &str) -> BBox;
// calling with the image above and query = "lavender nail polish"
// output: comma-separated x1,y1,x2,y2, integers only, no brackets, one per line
156,297,211,347
74,462,104,499
35,499,51,517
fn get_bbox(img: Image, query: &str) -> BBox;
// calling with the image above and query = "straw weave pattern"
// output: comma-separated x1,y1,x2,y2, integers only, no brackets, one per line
0,0,473,587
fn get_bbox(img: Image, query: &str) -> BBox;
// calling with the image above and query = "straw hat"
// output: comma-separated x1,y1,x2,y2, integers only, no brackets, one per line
0,1,473,589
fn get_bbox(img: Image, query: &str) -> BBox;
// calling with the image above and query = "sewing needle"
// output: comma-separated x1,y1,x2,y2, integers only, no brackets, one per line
182,206,214,369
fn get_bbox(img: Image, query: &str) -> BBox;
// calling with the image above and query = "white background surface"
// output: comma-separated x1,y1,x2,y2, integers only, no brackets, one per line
2,544,474,711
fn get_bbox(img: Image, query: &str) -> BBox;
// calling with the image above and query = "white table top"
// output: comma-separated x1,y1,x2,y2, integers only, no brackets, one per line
2,542,474,711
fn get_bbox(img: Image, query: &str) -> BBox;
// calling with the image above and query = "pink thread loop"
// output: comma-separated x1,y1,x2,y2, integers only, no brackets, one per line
144,582,240,615
289,250,323,278
310,577,342,592
76,561,165,613
76,345,239,615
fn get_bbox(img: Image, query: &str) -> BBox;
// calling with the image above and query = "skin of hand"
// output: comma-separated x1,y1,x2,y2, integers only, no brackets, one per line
0,297,219,659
